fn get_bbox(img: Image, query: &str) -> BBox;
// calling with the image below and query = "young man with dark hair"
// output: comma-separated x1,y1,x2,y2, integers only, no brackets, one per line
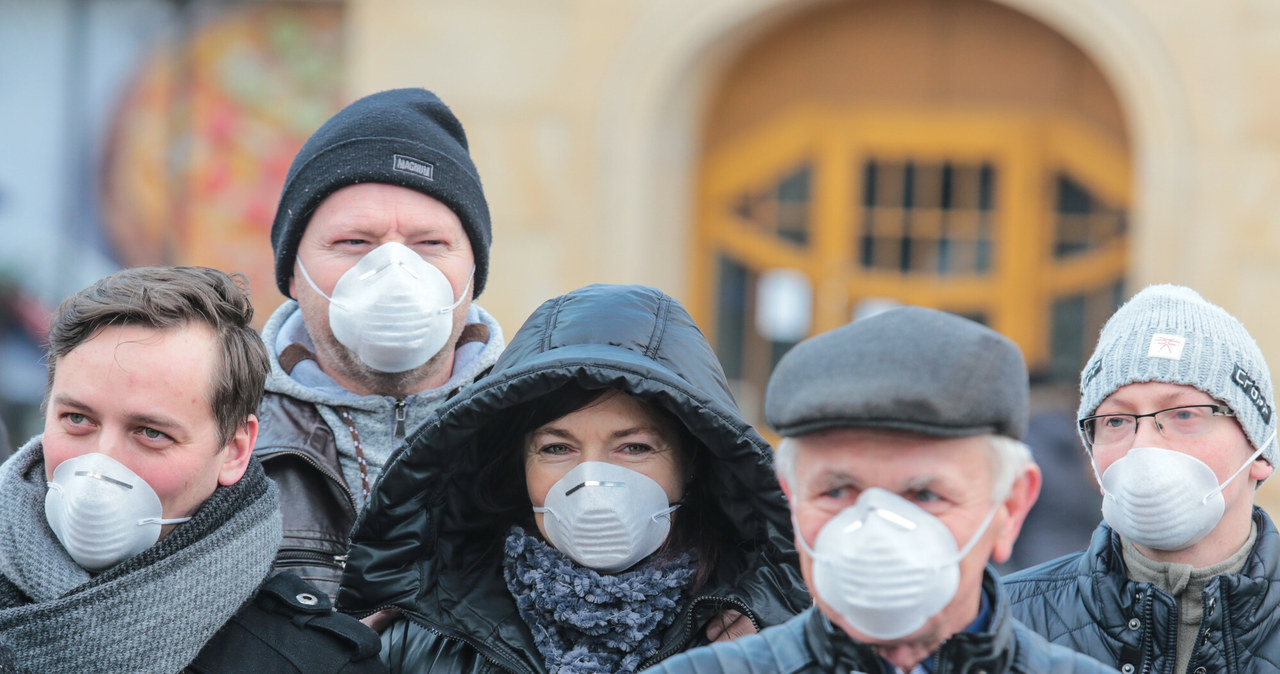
0,266,384,672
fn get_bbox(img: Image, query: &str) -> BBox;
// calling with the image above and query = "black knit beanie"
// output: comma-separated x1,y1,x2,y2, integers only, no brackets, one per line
270,88,491,298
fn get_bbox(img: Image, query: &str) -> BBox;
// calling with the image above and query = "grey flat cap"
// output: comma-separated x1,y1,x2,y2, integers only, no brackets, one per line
765,306,1029,439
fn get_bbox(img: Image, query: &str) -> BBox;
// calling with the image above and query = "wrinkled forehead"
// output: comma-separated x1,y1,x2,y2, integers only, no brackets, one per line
791,428,995,488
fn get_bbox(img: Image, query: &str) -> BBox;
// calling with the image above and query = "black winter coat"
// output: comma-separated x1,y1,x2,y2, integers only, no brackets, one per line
1005,507,1280,674
644,572,1119,674
187,572,387,673
337,284,811,673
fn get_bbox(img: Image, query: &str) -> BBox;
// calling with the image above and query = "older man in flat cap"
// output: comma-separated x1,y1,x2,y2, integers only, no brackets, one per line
645,306,1117,674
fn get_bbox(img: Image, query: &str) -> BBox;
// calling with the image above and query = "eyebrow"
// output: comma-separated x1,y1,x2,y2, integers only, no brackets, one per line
809,469,862,492
124,413,184,433
902,474,941,492
49,393,91,412
808,470,941,494
50,394,184,432
1098,391,1215,413
529,425,663,443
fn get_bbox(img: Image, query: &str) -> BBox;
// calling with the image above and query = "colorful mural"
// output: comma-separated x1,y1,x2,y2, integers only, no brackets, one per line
100,4,345,325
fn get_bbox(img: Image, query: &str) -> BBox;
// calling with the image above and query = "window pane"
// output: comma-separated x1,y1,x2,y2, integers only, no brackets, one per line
715,254,748,381
1053,173,1126,259
731,162,812,246
859,159,996,276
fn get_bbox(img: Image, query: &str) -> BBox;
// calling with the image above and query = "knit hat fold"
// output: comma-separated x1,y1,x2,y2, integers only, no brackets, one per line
1079,284,1276,466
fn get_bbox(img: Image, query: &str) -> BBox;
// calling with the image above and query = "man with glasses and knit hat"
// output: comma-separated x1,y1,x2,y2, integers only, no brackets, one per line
1006,284,1280,674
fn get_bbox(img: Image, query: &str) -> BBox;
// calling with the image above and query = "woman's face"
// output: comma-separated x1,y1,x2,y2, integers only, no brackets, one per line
525,390,686,542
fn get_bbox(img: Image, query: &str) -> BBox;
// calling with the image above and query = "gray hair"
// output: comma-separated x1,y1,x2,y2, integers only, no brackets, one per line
775,433,1032,501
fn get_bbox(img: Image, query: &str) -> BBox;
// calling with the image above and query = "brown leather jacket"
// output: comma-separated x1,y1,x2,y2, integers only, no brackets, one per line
254,392,357,600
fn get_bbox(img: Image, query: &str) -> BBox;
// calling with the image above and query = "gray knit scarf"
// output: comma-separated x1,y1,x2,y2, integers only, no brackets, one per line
0,437,282,673
502,525,695,674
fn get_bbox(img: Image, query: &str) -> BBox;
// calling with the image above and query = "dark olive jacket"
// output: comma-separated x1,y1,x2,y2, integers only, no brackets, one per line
337,284,811,673
644,572,1119,674
1005,507,1280,674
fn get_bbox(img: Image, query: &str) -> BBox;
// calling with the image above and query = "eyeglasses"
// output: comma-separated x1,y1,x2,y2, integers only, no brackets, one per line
1078,404,1234,448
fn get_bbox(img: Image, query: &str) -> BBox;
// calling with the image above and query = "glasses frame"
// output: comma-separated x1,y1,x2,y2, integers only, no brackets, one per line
1078,404,1234,449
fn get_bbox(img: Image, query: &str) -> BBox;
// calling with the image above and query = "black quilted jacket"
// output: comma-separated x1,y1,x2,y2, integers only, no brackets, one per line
1005,507,1280,674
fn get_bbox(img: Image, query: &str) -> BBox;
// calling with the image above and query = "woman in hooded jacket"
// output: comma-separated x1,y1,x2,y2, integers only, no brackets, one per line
337,283,810,674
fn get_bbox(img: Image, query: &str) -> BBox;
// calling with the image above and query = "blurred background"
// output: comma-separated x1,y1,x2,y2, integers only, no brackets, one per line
3,0,1279,569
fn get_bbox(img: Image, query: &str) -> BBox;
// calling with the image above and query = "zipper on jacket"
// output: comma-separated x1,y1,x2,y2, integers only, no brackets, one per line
389,608,536,674
274,547,349,570
1185,589,1219,673
1136,587,1159,674
393,398,407,439
261,449,357,515
639,595,760,670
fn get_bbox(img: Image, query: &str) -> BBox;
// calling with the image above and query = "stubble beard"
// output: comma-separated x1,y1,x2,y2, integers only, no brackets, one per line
311,329,453,399
299,305,460,400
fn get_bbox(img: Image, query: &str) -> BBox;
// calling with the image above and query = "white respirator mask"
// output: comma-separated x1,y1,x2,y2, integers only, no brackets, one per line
796,487,998,640
44,452,191,572
1094,432,1272,551
298,241,471,373
533,461,679,573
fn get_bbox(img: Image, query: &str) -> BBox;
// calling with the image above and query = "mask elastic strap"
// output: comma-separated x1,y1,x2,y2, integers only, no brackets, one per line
137,516,192,527
1088,457,1105,495
953,500,1001,562
1205,429,1275,502
440,266,475,315
650,504,680,523
791,510,819,558
296,258,335,303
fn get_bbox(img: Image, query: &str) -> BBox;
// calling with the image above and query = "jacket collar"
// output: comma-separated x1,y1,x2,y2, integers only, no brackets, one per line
803,568,1015,674
1082,506,1280,640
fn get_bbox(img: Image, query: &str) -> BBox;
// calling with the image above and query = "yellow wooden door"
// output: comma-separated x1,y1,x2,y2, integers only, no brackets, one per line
694,106,1130,424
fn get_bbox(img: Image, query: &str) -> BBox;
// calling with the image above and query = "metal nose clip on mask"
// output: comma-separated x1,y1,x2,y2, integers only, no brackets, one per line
297,241,473,373
1093,430,1275,551
795,487,999,640
533,461,679,573
44,453,192,572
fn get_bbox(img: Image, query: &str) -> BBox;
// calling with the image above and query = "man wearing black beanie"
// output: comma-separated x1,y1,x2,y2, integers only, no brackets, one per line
255,88,505,599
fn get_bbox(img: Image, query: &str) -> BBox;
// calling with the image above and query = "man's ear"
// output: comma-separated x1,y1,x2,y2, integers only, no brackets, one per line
1250,457,1274,484
218,414,258,486
991,463,1042,564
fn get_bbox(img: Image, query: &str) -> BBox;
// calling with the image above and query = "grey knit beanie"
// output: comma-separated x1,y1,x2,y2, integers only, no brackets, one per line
271,88,491,298
1079,284,1276,466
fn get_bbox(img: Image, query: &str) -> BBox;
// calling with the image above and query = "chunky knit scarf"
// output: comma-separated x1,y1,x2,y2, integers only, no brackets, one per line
502,525,695,674
0,438,282,673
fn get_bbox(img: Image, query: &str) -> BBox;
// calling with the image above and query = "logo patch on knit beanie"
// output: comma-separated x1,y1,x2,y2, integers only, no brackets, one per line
1233,364,1273,424
1147,334,1185,360
393,154,435,180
